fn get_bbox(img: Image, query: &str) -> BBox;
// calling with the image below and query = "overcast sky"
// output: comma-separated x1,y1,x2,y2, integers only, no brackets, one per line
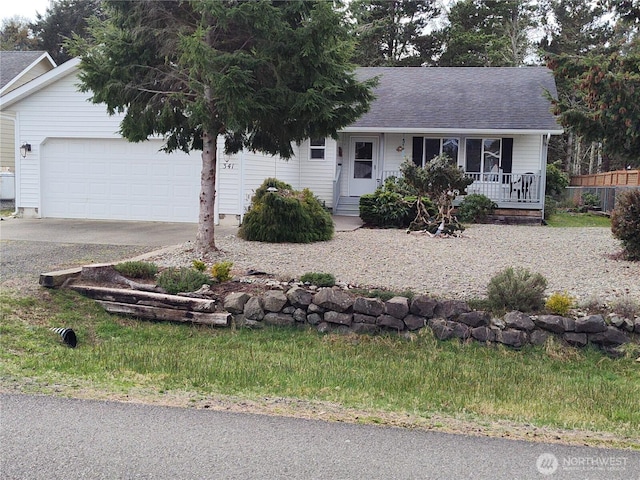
0,0,51,23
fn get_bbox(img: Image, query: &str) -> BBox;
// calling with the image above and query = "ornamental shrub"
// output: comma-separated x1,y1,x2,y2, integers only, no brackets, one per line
487,267,548,312
611,189,640,261
156,267,212,294
456,194,497,223
211,261,233,282
545,291,575,316
238,178,334,243
113,261,158,279
300,272,336,287
545,162,569,198
359,177,432,228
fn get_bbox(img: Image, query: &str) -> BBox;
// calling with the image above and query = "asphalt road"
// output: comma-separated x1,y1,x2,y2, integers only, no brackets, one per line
1,394,638,480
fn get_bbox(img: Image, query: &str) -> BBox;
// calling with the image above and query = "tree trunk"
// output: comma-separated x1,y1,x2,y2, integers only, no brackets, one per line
196,127,217,254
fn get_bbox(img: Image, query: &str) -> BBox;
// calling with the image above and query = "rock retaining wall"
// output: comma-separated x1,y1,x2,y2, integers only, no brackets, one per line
225,286,639,355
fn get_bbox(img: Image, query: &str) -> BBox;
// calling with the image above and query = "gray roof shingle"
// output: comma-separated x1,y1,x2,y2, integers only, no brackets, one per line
352,67,561,132
0,51,50,89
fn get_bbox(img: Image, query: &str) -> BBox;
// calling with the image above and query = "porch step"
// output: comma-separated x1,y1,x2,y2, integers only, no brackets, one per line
334,196,361,217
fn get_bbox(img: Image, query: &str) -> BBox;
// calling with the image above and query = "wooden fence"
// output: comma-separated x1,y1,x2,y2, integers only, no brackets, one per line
570,170,640,187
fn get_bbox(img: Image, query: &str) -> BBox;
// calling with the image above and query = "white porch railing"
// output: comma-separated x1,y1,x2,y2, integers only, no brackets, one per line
380,170,542,205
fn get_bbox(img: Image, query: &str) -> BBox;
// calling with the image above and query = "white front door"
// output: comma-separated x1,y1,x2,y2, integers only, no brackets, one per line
349,137,378,196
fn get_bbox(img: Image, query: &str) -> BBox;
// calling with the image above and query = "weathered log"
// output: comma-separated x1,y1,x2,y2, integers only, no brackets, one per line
96,300,230,326
69,285,216,312
40,267,82,288
79,264,166,293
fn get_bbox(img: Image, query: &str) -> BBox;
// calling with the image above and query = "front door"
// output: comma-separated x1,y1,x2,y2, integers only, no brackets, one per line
349,137,378,196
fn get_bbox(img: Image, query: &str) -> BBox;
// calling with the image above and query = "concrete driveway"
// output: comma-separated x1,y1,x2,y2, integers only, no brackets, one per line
0,217,199,246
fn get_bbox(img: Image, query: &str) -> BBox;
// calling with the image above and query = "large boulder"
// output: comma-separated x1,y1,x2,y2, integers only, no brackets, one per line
385,296,410,319
263,290,288,312
495,328,527,348
471,326,495,342
457,311,489,328
428,318,454,340
434,300,471,320
324,311,353,327
243,296,265,321
575,315,607,333
263,312,295,327
533,315,574,333
353,313,377,325
410,295,437,318
403,314,426,331
353,297,385,317
588,327,630,346
504,311,536,332
377,314,405,331
286,287,313,308
529,330,549,346
224,292,251,314
313,288,353,313
563,332,588,347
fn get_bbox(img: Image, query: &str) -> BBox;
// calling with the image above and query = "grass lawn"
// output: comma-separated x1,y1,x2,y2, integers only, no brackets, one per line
1,288,639,449
547,211,612,228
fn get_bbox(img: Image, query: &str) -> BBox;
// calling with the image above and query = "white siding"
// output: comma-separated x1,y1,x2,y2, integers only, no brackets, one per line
381,133,408,174
298,138,336,208
512,134,543,173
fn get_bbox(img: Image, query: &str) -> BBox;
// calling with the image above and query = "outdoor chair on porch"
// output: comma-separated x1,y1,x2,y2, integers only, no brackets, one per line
510,173,536,202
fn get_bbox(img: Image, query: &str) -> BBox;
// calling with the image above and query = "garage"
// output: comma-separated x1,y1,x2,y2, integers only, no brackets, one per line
40,138,201,222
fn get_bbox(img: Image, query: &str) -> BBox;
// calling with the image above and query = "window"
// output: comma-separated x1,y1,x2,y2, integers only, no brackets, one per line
310,138,325,160
412,137,459,166
465,138,501,181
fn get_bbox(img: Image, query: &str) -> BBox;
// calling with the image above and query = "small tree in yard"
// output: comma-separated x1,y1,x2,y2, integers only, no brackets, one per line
400,155,473,234
611,189,640,261
68,0,375,254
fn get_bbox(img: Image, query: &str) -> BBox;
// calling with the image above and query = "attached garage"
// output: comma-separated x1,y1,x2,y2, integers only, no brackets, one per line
40,138,200,222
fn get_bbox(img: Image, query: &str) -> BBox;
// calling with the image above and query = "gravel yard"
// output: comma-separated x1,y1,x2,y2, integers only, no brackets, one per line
147,224,640,304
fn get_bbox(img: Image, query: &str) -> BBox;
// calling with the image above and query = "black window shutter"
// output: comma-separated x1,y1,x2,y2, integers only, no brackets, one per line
412,137,423,166
501,138,513,182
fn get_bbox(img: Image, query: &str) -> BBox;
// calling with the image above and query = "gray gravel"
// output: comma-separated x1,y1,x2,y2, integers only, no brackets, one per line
148,224,640,304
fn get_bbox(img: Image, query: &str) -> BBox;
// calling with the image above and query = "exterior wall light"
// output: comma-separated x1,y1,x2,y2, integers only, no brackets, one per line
20,143,31,158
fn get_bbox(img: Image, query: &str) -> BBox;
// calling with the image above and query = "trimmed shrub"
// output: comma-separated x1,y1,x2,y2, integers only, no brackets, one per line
238,178,334,243
157,267,212,295
545,162,569,198
545,291,575,316
300,272,336,287
487,267,548,312
113,261,158,279
456,194,497,223
192,260,207,272
611,189,640,261
359,177,433,228
211,261,233,282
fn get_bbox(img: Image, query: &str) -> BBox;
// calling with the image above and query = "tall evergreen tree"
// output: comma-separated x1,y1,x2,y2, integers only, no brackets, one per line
69,0,375,253
349,0,440,66
437,0,537,67
31,0,104,64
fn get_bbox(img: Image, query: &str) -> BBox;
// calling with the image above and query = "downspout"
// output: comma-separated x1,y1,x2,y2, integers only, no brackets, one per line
540,133,551,222
239,147,246,225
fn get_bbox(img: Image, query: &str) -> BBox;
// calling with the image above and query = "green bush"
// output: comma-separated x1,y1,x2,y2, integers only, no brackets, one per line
456,194,497,223
211,261,233,282
238,178,334,243
544,195,558,220
545,162,569,198
113,261,158,279
156,267,212,294
359,178,433,228
487,267,548,312
611,189,640,261
300,272,336,287
192,260,207,272
581,192,600,209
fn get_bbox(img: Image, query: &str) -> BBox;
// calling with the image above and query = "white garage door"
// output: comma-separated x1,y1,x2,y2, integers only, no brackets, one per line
41,138,201,222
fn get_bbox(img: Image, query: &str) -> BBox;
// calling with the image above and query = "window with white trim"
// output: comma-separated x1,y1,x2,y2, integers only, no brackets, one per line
310,138,326,160
413,137,459,166
465,138,501,181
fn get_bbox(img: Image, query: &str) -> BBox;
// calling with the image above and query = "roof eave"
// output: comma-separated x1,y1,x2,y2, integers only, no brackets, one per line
340,126,564,135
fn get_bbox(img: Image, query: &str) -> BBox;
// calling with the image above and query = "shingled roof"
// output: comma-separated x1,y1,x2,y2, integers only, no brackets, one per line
0,51,54,91
349,67,562,133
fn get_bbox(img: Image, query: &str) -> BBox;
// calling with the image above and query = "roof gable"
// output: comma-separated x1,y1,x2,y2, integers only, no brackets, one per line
351,67,562,133
0,51,57,95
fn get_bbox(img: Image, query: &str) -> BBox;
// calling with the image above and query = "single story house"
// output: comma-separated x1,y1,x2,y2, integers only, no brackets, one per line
0,58,562,224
